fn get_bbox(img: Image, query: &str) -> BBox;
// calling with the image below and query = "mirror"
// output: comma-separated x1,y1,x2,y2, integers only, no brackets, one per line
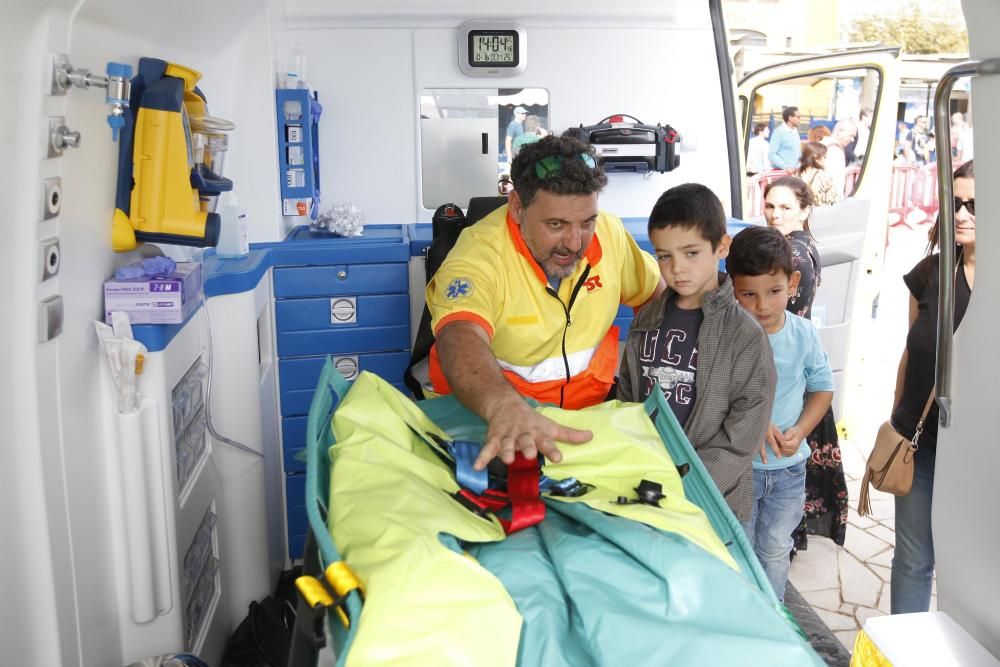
420,88,550,209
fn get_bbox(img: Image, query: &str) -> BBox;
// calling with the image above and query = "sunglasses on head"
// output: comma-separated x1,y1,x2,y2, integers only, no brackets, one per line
533,153,598,179
955,197,975,216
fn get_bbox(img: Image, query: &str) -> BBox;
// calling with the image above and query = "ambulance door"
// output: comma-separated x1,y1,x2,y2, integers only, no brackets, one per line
736,50,899,432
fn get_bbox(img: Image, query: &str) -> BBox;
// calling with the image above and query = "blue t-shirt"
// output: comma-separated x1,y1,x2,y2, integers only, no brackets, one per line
754,313,833,470
506,119,524,144
768,123,802,170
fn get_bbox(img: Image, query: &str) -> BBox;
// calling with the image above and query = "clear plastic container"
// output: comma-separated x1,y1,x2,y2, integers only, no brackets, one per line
216,191,249,259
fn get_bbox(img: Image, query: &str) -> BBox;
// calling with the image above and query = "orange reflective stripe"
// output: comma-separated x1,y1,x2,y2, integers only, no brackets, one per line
433,311,495,339
430,326,619,409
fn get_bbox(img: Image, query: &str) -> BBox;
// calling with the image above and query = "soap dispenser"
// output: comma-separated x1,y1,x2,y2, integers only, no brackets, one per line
216,191,249,259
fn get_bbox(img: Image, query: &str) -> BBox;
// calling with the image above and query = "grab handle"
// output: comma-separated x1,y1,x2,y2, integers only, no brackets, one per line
933,58,1000,427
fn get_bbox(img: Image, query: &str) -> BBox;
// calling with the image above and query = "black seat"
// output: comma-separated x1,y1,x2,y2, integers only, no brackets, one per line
465,196,508,225
403,196,508,398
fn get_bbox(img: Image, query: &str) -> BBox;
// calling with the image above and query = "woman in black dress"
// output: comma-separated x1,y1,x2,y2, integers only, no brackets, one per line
890,161,975,613
763,176,849,550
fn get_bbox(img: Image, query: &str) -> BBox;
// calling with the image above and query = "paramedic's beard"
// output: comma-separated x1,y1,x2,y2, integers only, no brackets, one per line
540,247,583,281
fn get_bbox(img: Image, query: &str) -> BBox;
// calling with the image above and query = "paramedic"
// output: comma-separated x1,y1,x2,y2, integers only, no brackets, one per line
426,135,665,471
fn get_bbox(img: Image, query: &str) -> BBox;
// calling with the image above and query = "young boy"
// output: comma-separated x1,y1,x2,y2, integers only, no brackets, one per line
618,184,776,524
726,225,833,602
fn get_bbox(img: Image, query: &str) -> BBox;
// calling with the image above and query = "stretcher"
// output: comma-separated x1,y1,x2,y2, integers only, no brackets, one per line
288,357,824,666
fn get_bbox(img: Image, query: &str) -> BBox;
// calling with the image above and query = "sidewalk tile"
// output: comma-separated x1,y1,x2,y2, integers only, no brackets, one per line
816,608,857,631
868,548,893,568
855,606,885,628
867,524,896,546
869,564,892,582
844,527,892,562
847,508,876,529
800,588,842,612
835,629,860,652
839,550,881,608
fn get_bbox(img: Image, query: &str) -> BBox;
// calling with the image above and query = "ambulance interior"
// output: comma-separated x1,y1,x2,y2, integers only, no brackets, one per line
2,0,998,665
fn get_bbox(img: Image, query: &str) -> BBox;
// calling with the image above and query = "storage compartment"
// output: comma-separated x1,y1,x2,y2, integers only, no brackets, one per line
182,506,221,651
278,351,411,416
273,262,408,298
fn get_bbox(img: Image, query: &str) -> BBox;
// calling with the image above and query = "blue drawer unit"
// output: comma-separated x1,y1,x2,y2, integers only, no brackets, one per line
273,262,408,298
272,226,412,561
279,351,411,417
285,473,307,560
275,294,410,357
282,416,308,473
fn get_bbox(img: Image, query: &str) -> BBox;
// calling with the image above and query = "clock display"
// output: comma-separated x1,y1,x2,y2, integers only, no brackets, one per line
459,21,526,77
469,31,518,67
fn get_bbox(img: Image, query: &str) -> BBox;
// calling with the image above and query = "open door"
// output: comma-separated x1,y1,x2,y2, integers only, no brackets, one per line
736,50,900,433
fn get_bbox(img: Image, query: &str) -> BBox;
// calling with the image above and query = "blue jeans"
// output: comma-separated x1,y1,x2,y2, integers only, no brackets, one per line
891,445,936,614
741,460,807,602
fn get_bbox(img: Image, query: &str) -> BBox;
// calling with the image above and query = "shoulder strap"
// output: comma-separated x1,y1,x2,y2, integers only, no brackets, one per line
913,389,936,446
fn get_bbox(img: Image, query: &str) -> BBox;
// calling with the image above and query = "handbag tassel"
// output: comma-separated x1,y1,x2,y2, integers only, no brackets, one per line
858,468,873,518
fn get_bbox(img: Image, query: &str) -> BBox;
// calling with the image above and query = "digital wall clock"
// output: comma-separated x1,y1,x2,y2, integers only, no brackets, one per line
458,20,527,77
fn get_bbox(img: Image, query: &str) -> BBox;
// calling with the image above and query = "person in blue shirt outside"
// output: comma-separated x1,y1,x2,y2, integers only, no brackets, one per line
768,106,803,171
504,106,527,161
726,225,833,602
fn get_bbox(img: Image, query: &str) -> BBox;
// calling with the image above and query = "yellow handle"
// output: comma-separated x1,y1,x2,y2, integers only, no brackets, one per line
295,561,364,629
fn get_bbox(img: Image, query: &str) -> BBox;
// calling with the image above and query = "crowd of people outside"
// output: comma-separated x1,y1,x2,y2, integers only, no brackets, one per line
749,104,972,212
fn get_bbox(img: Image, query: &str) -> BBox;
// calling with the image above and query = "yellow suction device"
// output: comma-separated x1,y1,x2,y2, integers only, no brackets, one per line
112,58,231,251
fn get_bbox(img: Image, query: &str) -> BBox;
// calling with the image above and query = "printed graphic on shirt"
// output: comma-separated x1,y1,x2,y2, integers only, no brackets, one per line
638,324,699,426
584,274,603,293
445,277,473,301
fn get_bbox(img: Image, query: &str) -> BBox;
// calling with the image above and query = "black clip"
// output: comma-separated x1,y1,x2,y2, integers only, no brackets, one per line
614,480,666,507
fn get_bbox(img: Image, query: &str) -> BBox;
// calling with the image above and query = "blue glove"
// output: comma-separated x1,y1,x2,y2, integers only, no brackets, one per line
114,256,177,280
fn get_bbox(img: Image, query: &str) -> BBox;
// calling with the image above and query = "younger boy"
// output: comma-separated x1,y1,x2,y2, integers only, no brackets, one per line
618,184,776,523
726,225,833,602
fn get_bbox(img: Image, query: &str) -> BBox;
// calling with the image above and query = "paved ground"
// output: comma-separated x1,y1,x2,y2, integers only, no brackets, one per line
787,221,936,654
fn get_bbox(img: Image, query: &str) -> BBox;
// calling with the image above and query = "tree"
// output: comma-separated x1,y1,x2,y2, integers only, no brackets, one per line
848,3,968,54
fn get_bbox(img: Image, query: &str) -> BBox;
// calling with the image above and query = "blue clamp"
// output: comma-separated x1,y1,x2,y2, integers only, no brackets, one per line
106,61,133,142
452,440,488,495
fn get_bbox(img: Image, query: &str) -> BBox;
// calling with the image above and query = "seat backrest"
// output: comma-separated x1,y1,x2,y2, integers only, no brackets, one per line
404,196,507,398
465,196,508,226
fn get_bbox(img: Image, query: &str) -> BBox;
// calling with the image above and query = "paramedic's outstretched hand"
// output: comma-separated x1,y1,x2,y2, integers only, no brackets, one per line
433,321,592,471
474,397,592,471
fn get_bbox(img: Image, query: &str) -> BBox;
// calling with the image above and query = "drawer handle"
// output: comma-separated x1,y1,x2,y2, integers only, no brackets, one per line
330,297,357,324
337,270,347,280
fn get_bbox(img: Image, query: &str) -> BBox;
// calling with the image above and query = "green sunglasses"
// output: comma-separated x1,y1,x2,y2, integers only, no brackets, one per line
534,153,598,179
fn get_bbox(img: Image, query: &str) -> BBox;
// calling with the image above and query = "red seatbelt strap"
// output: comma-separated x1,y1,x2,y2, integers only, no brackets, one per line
497,453,545,534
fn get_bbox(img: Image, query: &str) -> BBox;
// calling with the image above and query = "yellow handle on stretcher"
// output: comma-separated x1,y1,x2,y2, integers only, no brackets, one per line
295,561,364,628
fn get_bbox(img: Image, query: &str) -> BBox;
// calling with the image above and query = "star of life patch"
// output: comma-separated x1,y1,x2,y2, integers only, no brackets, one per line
445,277,474,301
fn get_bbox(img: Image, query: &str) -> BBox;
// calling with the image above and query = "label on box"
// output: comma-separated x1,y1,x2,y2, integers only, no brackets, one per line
104,262,202,325
283,198,311,216
286,169,305,188
287,145,305,166
286,124,303,142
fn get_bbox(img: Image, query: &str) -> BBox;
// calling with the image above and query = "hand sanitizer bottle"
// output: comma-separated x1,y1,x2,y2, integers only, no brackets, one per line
216,191,249,259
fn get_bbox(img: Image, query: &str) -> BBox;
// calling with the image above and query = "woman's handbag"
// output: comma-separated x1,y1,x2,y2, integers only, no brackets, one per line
857,392,935,517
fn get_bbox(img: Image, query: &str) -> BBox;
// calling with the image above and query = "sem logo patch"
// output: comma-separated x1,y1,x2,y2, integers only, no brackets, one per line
445,277,474,301
584,275,603,293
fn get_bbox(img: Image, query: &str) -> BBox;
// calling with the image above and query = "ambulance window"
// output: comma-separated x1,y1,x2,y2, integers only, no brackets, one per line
747,68,882,206
419,87,549,209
